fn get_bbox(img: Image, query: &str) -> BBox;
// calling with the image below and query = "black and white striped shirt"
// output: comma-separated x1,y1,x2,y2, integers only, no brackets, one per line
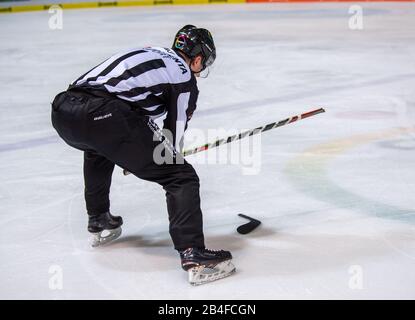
71,46,199,150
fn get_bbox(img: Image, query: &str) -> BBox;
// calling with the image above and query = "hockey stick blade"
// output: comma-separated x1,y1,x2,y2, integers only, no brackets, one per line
237,214,261,234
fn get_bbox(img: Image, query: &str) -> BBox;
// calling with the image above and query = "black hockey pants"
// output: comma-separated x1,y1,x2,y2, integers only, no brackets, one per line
51,89,204,250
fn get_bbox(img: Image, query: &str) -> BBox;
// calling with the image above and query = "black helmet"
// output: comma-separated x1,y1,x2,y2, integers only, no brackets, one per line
172,25,216,71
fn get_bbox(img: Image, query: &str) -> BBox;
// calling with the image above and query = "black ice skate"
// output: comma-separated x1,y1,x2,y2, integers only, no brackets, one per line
88,212,123,247
179,247,236,285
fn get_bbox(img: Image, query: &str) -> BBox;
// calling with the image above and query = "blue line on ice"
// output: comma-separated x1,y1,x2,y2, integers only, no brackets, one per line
0,135,59,153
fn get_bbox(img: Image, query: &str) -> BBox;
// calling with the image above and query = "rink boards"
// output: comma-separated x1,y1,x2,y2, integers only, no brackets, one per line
1,0,415,14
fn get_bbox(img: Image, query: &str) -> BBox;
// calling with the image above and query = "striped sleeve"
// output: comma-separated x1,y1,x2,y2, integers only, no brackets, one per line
163,81,198,152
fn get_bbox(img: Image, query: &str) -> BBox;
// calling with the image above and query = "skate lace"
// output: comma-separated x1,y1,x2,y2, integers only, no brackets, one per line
204,248,223,255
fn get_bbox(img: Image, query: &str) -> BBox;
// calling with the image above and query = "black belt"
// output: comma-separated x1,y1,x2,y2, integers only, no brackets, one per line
67,85,149,118
67,85,115,100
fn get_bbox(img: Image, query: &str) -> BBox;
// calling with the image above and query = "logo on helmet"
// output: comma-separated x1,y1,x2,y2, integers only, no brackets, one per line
174,34,187,50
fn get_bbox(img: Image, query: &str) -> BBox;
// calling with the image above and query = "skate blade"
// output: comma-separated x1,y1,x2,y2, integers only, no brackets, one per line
90,227,122,248
188,260,236,286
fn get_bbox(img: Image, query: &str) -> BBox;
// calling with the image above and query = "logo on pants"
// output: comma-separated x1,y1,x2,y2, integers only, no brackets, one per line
94,113,112,121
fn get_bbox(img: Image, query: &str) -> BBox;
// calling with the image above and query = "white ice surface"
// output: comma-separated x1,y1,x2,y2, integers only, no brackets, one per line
1,3,415,299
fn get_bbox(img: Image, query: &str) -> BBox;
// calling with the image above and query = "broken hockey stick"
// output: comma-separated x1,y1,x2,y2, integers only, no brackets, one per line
123,107,325,176
182,107,325,157
237,214,261,234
